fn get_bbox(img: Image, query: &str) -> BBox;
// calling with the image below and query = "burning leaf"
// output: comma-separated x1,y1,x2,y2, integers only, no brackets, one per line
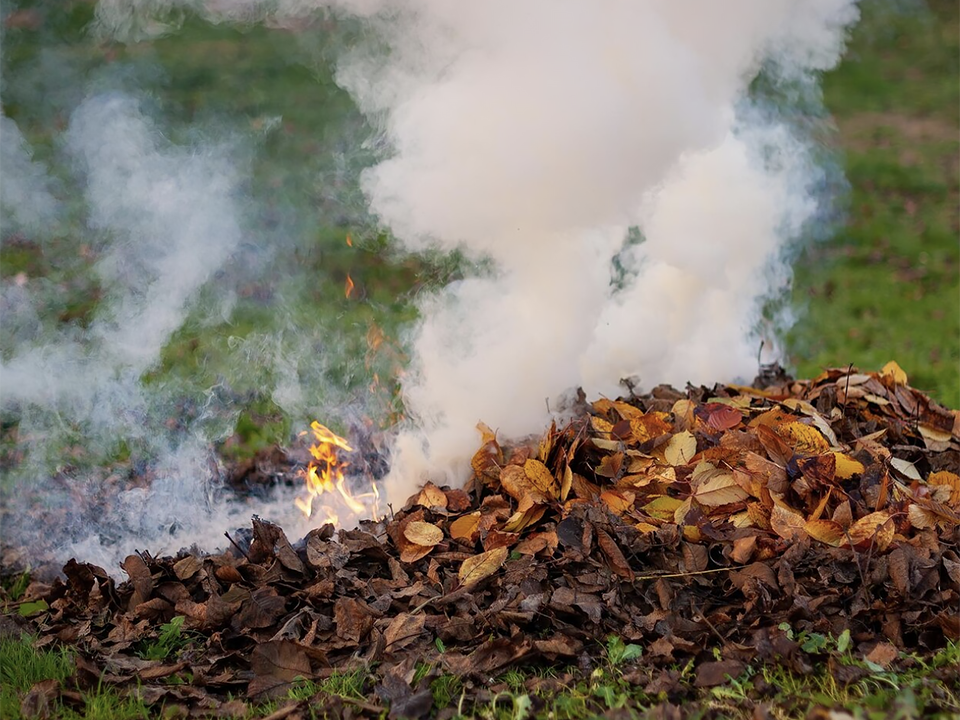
664,431,697,466
403,521,443,547
458,546,508,587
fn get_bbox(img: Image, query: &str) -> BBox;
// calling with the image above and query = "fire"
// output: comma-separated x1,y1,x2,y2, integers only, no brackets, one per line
294,421,381,524
344,274,355,299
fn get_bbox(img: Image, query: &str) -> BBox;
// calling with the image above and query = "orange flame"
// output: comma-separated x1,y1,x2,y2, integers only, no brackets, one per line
345,233,353,247
344,274,355,299
295,421,381,524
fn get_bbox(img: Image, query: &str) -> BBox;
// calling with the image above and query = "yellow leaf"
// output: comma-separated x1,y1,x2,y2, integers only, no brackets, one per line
524,458,559,498
832,452,865,480
641,495,684,521
629,412,673,445
403,521,443,547
449,513,481,542
693,472,749,507
929,471,960,507
778,421,830,455
845,511,895,551
804,519,845,547
502,505,546,533
664,431,697,466
880,360,908,385
560,464,573,502
458,546,508,586
600,489,634,515
590,416,614,434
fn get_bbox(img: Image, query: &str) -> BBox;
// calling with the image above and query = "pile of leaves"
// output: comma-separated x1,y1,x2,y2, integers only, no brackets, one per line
4,363,959,718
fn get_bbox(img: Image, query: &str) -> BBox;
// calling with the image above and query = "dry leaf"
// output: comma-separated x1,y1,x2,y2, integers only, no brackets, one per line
630,412,672,444
449,512,481,543
804,519,846,547
880,360,908,386
778,421,830,455
693,472,748,508
458,546,508,586
416,483,448,509
928,471,960,507
664,431,697,466
770,503,806,541
403,521,443,547
833,452,865,479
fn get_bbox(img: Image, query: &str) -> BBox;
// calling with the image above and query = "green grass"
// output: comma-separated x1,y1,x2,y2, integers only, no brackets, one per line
788,0,960,407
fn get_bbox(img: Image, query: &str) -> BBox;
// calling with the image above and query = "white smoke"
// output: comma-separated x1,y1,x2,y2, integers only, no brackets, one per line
3,1,860,563
92,0,859,501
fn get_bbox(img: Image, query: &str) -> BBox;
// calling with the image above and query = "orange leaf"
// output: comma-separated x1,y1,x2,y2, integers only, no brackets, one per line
778,421,830,455
449,512,481,543
770,503,805,541
804,519,845,547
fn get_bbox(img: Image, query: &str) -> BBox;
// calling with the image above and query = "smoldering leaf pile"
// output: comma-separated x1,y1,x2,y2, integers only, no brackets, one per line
7,364,958,717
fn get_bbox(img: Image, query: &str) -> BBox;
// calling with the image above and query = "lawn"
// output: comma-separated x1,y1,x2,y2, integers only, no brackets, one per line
1,0,958,718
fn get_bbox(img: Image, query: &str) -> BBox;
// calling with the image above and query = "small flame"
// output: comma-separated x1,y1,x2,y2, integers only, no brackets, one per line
345,233,353,247
344,274,355,299
295,421,381,525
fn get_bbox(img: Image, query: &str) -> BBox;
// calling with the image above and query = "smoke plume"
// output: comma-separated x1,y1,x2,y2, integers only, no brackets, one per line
2,0,860,569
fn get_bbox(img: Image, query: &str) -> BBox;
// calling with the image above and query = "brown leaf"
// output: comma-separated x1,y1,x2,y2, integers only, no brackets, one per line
500,465,545,504
770,503,805,542
20,679,59,719
122,554,154,611
694,659,745,687
596,528,634,580
730,535,757,564
334,597,376,643
458,546,508,587
238,587,287,629
415,482,448,509
383,613,426,651
693,470,749,508
700,404,743,433
248,641,312,699
865,642,898,669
